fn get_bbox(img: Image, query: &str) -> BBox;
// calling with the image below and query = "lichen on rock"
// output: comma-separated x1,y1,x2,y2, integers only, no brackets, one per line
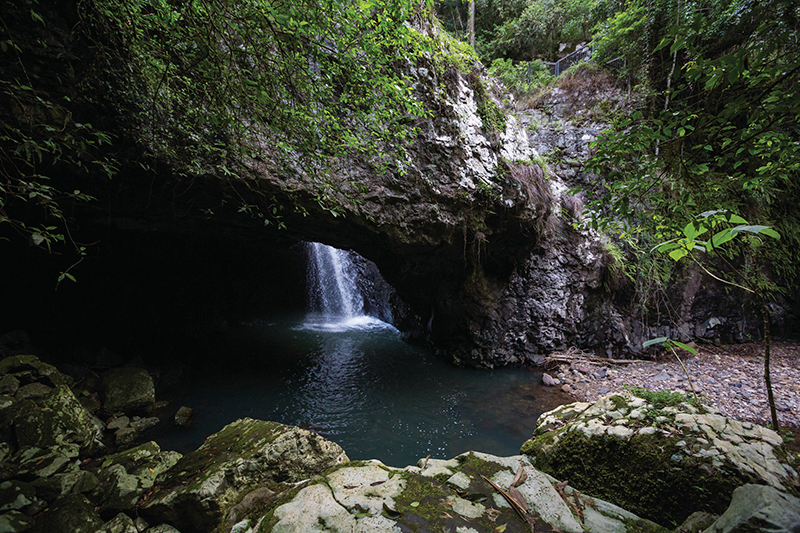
139,418,348,533
255,450,666,533
520,391,799,526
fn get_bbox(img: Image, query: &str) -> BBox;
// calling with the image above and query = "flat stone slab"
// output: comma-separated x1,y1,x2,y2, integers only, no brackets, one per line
255,453,668,533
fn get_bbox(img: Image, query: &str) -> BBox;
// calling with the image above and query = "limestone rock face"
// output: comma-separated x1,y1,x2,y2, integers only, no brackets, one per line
100,368,156,415
520,392,799,526
256,452,667,533
140,418,349,532
96,441,182,513
705,484,800,533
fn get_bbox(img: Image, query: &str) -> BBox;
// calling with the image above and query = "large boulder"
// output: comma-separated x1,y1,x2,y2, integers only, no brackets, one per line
140,418,349,532
704,484,800,533
0,355,102,457
99,367,155,415
520,391,799,527
94,441,182,513
31,494,104,533
246,451,667,533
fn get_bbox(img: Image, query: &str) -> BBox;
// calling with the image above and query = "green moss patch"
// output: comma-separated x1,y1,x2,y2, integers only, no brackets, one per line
525,427,747,527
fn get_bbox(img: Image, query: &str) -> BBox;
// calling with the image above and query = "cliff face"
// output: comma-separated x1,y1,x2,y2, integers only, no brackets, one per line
0,0,560,364
6,1,786,367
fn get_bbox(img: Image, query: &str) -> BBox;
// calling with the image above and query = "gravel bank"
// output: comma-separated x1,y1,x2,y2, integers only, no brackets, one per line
547,342,800,429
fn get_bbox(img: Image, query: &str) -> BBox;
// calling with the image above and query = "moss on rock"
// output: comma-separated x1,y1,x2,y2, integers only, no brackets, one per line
140,418,348,533
521,393,799,527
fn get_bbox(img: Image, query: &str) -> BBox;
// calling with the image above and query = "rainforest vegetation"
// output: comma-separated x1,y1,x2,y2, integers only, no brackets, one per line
1,0,798,344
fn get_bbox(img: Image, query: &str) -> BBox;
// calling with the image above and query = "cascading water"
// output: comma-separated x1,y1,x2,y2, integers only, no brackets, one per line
306,242,364,318
304,242,392,331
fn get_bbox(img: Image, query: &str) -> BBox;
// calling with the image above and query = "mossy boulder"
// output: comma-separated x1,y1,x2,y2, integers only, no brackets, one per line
139,418,349,533
0,510,34,532
0,355,69,389
253,451,667,533
5,385,104,456
31,494,103,533
99,367,155,415
0,355,101,456
520,392,799,527
95,441,182,513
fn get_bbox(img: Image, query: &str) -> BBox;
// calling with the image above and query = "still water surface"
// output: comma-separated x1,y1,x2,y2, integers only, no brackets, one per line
155,313,572,467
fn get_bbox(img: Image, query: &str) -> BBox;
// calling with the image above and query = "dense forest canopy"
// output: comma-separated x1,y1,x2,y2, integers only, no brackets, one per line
436,0,798,289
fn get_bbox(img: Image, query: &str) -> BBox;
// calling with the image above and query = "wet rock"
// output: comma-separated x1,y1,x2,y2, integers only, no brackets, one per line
173,406,194,427
77,395,101,413
520,392,799,526
676,511,718,532
705,484,800,532
140,418,348,533
54,469,100,499
143,525,181,533
107,414,130,430
100,368,155,415
14,444,80,480
114,427,137,446
224,487,275,527
95,441,181,513
31,494,103,533
0,481,36,512
0,375,19,396
96,512,139,533
14,383,52,401
0,510,34,532
130,417,159,432
542,373,559,386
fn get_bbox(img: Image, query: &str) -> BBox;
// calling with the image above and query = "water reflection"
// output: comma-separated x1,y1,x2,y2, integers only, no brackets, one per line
155,317,573,467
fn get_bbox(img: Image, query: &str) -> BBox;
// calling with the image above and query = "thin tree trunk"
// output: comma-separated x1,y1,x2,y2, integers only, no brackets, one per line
468,0,475,48
763,300,779,431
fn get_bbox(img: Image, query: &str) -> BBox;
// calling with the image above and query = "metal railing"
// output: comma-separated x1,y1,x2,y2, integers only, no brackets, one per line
547,45,594,77
544,47,626,77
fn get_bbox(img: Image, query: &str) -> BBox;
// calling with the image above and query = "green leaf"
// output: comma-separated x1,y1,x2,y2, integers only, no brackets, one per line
730,225,770,236
682,221,707,240
643,337,668,348
671,341,697,355
759,228,780,239
710,228,734,248
669,248,689,261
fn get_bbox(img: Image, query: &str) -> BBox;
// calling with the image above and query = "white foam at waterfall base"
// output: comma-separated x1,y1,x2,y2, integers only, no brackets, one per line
302,242,396,332
298,313,397,333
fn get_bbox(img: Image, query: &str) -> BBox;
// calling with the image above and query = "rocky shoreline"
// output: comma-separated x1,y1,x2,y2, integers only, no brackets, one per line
543,342,800,431
0,351,798,532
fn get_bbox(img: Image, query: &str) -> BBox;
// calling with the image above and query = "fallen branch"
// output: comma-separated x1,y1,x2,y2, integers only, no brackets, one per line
481,475,536,532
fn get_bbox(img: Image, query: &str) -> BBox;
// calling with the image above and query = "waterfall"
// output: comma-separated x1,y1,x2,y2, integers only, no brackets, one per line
303,242,397,332
306,242,364,318
303,242,399,332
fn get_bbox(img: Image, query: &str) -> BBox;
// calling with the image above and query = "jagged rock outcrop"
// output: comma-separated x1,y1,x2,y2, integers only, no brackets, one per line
516,78,798,356
258,452,667,533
